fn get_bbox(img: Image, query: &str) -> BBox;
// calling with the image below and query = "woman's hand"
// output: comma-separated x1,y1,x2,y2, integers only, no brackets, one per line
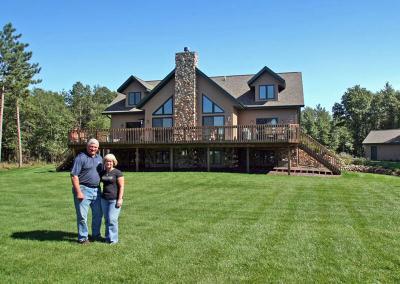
116,199,123,208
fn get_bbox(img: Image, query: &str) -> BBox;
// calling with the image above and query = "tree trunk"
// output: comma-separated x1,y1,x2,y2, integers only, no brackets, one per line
16,99,22,167
0,86,4,162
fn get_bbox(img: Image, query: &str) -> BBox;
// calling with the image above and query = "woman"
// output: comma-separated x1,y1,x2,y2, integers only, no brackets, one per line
100,154,124,244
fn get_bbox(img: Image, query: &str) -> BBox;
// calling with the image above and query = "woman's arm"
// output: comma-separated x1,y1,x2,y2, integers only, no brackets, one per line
116,176,125,208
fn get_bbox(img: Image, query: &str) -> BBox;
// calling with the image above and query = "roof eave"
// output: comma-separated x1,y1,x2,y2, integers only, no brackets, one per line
117,75,152,93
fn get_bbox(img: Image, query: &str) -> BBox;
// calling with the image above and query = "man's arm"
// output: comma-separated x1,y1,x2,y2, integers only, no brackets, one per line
71,175,85,200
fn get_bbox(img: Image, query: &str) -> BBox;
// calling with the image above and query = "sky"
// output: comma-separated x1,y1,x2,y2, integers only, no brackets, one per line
1,0,399,111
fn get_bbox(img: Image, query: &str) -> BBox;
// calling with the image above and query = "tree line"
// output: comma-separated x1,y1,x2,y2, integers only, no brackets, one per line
0,23,115,163
302,83,400,156
1,22,399,164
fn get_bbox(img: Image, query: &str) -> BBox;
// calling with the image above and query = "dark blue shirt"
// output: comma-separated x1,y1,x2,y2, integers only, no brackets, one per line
71,152,103,187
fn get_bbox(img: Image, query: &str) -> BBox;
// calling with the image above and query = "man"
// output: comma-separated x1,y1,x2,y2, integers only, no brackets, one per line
71,138,103,244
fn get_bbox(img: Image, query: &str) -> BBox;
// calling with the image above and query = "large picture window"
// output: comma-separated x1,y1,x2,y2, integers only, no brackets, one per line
259,85,275,100
128,92,142,105
202,95,224,113
153,97,173,115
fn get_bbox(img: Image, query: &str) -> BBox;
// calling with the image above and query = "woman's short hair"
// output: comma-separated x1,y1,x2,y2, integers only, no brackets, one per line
103,153,118,166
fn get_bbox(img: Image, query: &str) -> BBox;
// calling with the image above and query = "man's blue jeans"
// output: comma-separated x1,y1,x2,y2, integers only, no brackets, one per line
73,185,102,242
101,198,121,243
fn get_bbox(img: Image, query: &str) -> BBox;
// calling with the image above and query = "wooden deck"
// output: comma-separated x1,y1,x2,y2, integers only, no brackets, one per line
68,124,300,147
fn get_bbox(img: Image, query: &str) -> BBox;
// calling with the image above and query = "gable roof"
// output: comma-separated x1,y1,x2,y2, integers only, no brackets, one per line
102,93,144,114
136,68,245,109
196,68,244,109
136,69,176,108
105,68,304,114
117,75,157,93
210,72,304,107
247,66,286,90
362,129,400,144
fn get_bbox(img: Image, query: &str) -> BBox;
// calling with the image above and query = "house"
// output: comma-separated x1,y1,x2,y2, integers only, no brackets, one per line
362,129,400,161
65,48,341,174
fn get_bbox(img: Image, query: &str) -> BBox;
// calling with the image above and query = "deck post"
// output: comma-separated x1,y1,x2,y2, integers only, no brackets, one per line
246,147,250,173
207,147,210,172
170,147,174,172
135,147,139,172
288,147,291,175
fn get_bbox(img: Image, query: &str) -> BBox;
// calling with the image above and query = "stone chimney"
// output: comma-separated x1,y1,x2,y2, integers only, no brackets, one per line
174,47,198,128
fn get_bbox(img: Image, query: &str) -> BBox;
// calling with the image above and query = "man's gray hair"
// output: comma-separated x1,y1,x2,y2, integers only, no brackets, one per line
87,138,99,146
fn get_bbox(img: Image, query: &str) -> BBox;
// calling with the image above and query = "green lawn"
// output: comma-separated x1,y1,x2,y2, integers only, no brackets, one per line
0,166,399,283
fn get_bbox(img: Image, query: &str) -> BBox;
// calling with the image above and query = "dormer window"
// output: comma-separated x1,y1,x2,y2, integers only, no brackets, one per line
128,92,142,106
259,85,275,100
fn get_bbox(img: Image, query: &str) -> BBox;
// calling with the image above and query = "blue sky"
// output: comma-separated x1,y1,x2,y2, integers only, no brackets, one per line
1,0,399,110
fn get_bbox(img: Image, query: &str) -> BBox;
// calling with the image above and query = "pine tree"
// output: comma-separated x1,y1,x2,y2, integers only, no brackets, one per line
0,23,41,165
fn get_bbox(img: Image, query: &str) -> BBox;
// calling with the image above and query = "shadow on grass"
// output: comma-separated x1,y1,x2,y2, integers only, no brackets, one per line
11,230,77,242
33,169,57,173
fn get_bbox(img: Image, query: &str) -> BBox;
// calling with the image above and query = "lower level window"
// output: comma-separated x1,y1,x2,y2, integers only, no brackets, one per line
210,150,224,165
152,117,173,128
155,151,169,164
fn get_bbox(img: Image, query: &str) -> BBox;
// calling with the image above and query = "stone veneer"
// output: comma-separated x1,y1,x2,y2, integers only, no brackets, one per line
174,49,198,128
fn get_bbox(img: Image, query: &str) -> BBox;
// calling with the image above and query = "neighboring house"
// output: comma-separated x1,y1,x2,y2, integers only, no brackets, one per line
363,129,400,161
65,48,341,174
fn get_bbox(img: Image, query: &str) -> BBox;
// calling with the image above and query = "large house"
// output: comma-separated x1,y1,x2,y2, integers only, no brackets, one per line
65,48,341,174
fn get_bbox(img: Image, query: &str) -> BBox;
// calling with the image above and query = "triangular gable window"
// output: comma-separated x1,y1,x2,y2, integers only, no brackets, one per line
153,97,173,115
202,95,224,114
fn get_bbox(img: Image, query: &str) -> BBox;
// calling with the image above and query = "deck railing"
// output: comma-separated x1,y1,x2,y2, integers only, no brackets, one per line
68,124,300,145
299,132,343,174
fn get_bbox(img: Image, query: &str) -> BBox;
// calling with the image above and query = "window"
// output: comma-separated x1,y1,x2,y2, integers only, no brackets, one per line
202,95,224,113
128,92,141,105
203,116,225,126
202,116,225,140
126,122,142,128
259,85,275,100
210,150,224,165
155,151,169,164
153,97,173,115
152,118,173,128
256,118,278,125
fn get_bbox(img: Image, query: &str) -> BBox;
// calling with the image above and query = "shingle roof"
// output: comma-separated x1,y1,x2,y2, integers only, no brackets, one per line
116,75,159,93
362,129,400,144
102,93,143,114
210,72,304,107
247,66,286,89
105,69,304,114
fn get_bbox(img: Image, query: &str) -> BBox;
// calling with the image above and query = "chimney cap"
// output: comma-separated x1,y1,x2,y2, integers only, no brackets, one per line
184,47,189,52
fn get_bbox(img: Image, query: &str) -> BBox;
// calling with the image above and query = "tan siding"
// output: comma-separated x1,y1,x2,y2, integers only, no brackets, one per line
111,113,145,129
364,145,400,161
250,72,281,103
196,75,236,126
123,81,148,108
238,109,299,125
142,78,175,127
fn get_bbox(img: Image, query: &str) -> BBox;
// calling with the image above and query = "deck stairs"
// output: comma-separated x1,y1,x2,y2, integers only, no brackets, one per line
56,151,74,172
299,132,343,175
